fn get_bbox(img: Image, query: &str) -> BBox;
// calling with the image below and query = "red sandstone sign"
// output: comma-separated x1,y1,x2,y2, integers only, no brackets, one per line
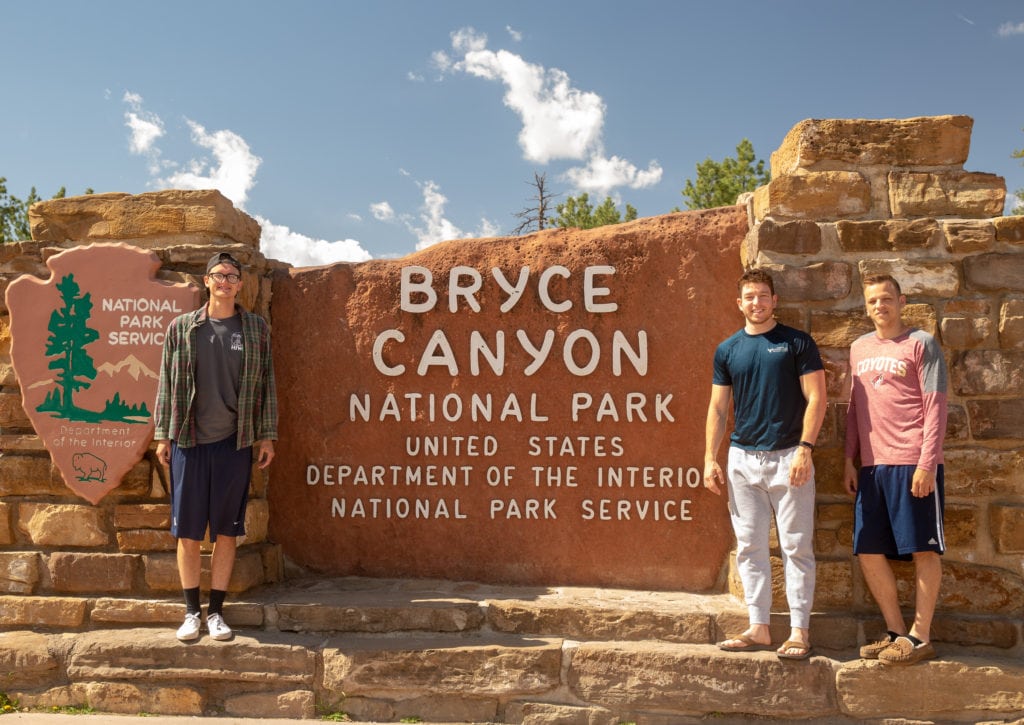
270,208,746,590
6,244,199,503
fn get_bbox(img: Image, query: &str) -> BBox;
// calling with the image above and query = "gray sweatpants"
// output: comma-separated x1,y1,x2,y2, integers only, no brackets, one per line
727,445,817,629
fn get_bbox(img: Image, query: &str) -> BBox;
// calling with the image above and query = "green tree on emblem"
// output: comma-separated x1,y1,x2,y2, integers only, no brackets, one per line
38,274,99,417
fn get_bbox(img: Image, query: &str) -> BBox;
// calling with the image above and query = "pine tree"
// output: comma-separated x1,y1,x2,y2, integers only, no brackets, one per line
41,274,99,416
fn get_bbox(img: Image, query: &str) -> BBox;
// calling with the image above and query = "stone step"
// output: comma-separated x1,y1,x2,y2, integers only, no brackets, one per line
3,626,1024,722
3,576,1019,652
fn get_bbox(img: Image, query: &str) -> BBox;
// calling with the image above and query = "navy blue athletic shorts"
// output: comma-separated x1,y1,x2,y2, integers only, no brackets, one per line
170,436,251,542
854,464,945,561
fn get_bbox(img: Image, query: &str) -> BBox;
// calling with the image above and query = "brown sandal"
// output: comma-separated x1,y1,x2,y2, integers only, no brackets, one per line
776,639,813,659
717,633,773,652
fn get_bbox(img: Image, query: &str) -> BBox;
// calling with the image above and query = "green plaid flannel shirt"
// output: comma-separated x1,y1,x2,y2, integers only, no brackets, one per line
154,304,278,449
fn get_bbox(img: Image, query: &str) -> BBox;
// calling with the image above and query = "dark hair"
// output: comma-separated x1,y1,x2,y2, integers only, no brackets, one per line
738,268,775,295
862,273,902,296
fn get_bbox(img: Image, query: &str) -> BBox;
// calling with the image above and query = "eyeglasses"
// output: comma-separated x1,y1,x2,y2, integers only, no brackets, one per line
209,272,241,283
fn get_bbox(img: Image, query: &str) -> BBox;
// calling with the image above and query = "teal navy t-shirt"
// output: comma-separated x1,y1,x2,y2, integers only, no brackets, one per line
712,323,823,451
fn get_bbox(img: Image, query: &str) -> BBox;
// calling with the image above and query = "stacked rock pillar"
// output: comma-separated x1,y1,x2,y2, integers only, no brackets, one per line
741,115,1024,647
0,190,283,623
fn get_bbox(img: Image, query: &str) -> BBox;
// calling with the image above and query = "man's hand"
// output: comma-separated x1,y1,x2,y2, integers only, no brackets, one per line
843,459,859,496
703,459,724,495
911,467,936,498
155,440,171,467
788,446,813,487
257,439,276,469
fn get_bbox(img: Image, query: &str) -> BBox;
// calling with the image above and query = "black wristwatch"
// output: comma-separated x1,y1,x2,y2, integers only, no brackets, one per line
798,440,815,450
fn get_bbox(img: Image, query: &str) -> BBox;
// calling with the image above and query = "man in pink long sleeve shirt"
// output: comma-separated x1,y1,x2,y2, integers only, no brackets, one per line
844,274,948,666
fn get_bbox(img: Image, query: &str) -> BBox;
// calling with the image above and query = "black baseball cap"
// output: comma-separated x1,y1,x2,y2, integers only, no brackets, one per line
206,252,243,274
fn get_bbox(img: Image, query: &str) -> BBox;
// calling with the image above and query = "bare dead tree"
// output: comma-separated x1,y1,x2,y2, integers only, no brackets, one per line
512,172,560,235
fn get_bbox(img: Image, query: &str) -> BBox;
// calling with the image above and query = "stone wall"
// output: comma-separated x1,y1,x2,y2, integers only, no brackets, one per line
0,117,1021,648
0,190,284,613
740,115,1024,647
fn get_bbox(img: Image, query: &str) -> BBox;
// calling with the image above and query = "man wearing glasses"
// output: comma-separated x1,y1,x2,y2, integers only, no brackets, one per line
154,252,278,642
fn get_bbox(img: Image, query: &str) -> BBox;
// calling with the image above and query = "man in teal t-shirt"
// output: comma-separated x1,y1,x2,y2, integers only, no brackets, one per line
704,269,826,660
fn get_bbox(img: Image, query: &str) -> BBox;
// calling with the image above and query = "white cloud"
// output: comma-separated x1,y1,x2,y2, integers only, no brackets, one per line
563,155,664,196
122,91,165,161
450,28,604,164
158,120,262,208
437,27,661,197
407,71,425,82
506,25,523,42
402,179,497,250
346,212,363,222
257,215,372,266
997,20,1024,36
120,94,374,265
370,201,395,221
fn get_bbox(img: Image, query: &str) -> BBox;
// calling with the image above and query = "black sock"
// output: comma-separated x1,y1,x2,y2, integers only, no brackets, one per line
906,634,924,646
208,589,227,616
183,587,201,615
887,630,900,641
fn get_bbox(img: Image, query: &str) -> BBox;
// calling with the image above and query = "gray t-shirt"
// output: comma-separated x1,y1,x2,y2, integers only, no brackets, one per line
195,314,243,444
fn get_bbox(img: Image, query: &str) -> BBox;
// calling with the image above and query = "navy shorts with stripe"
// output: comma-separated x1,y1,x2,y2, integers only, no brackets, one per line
170,436,251,542
854,464,945,561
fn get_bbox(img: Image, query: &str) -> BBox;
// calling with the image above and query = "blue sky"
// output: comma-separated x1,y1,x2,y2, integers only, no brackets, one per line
4,1,1023,265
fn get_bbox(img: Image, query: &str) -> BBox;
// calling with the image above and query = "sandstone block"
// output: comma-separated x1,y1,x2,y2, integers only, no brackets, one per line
66,628,317,684
889,171,1006,218
940,315,993,349
966,398,1024,440
0,454,66,497
943,448,1024,496
901,303,938,336
224,690,316,719
1000,299,1024,348
939,561,1024,615
761,261,852,301
394,695,499,724
275,599,484,634
113,503,171,529
0,595,87,626
0,502,12,545
321,634,562,697
994,214,1024,243
107,459,157,501
810,311,874,348
0,551,39,594
91,597,186,624
241,497,269,544
0,631,61,689
964,253,1024,291
505,702,619,725
569,641,836,717
47,552,136,593
17,503,109,546
836,656,1024,718
29,190,260,247
990,504,1024,553
73,681,203,715
487,599,714,643
952,350,1024,395
820,350,850,400
943,221,995,253
116,528,176,552
771,116,972,174
835,218,939,251
943,505,977,549
755,171,871,221
745,219,822,260
945,298,991,315
945,403,970,442
931,615,1019,648
858,259,959,297
143,547,264,593
0,389,30,428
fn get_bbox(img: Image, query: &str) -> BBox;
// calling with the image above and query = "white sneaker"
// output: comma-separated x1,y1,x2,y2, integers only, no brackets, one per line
176,612,201,641
206,612,232,641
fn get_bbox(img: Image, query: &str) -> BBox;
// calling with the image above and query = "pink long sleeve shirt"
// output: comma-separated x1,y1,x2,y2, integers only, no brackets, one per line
846,328,948,472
